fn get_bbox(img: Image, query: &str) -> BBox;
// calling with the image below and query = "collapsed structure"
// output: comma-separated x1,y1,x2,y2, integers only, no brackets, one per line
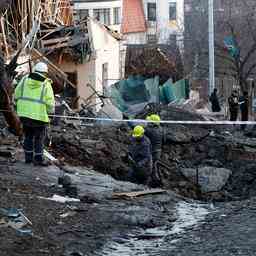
0,0,124,132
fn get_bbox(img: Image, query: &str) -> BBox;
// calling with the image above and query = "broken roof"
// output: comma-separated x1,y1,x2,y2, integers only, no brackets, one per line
121,0,146,34
125,44,184,83
37,21,91,64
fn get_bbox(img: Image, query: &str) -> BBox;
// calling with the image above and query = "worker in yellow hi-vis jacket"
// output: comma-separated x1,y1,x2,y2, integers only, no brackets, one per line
14,62,55,166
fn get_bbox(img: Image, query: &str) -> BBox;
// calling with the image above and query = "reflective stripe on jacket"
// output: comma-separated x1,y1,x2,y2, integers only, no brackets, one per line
14,73,55,123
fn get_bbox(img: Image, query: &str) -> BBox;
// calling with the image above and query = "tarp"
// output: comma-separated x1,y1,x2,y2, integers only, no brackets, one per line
160,79,188,104
109,76,189,115
109,75,160,115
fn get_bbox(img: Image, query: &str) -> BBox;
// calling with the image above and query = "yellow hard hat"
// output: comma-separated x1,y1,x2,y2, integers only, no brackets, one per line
150,114,161,125
146,115,152,121
132,125,145,138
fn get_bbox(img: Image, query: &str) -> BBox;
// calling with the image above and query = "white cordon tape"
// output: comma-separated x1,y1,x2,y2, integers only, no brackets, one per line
48,114,256,125
0,109,254,125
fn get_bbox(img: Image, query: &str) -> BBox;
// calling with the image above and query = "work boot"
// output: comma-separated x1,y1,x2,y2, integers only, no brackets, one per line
33,160,50,167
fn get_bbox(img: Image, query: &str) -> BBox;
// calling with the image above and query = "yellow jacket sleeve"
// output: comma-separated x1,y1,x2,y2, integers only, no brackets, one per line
14,79,23,102
44,80,55,114
14,76,28,102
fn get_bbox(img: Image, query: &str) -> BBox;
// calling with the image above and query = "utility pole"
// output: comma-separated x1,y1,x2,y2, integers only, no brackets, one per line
208,0,215,95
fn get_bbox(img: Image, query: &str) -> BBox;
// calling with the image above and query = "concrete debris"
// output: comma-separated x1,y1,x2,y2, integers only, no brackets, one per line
97,99,123,125
60,211,77,219
181,167,232,193
38,195,80,203
44,150,58,162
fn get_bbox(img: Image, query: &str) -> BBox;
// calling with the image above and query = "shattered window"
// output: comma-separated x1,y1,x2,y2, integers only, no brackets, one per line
147,3,156,21
114,7,121,24
93,8,110,25
169,2,177,21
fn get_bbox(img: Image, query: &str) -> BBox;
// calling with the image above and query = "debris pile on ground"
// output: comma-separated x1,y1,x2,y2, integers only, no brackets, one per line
49,106,256,201
0,129,181,256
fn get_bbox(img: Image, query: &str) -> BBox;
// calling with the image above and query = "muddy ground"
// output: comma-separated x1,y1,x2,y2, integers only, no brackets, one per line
0,145,183,256
51,119,256,201
2,106,256,255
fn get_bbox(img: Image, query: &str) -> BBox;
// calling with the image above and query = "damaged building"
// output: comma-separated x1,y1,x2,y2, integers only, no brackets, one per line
0,0,122,113
36,18,122,110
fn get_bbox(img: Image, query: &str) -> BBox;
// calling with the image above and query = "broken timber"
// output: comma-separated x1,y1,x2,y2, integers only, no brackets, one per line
112,189,166,199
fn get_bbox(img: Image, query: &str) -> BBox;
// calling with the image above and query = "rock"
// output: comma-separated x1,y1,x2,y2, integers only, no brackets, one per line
196,144,205,153
165,125,192,143
180,168,198,184
181,166,232,193
200,159,223,168
198,167,232,193
97,99,123,126
208,149,216,158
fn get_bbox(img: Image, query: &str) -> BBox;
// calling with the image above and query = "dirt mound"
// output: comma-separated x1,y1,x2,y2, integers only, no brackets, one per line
50,122,256,202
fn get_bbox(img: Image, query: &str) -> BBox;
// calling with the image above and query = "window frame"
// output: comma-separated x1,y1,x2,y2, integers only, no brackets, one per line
147,2,157,22
113,7,121,25
77,9,89,20
169,2,177,21
93,8,111,25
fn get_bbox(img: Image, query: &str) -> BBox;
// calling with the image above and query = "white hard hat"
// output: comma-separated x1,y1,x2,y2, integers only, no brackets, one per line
33,62,48,73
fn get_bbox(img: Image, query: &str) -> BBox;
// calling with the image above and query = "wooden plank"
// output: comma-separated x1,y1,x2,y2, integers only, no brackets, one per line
112,189,166,199
31,49,77,89
41,36,70,46
39,26,65,40
43,42,69,50
0,17,9,59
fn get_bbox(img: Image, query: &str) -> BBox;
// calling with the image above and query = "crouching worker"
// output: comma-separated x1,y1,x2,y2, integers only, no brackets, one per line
14,62,55,166
128,125,152,185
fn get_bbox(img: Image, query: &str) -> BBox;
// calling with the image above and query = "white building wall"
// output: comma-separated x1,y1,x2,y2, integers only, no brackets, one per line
52,19,121,111
138,0,184,45
88,19,121,95
56,59,96,108
124,32,147,45
74,0,122,32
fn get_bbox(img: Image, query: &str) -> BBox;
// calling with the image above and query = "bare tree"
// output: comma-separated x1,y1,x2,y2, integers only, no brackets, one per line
184,0,256,92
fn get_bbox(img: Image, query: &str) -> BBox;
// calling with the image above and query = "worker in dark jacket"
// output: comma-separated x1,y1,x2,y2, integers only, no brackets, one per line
128,125,152,185
239,91,249,130
14,62,55,166
209,88,221,112
145,114,163,186
145,114,163,163
228,90,239,121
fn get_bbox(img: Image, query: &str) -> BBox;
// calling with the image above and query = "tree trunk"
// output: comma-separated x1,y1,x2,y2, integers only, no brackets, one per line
0,51,23,136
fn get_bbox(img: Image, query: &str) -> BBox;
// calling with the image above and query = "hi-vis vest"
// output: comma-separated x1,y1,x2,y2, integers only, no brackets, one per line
15,75,55,123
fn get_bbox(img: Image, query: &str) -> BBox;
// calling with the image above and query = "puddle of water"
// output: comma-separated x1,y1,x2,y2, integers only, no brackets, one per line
98,201,212,256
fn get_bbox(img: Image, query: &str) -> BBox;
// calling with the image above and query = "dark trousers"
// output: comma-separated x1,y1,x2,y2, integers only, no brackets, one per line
23,126,46,162
241,111,249,130
128,163,152,185
152,150,161,163
230,110,238,121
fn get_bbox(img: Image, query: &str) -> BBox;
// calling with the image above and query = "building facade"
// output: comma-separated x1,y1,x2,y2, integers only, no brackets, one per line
73,0,122,32
72,0,184,47
47,18,121,110
122,0,184,47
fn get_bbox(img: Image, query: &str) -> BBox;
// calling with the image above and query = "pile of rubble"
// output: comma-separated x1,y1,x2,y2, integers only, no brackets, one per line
48,106,256,202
